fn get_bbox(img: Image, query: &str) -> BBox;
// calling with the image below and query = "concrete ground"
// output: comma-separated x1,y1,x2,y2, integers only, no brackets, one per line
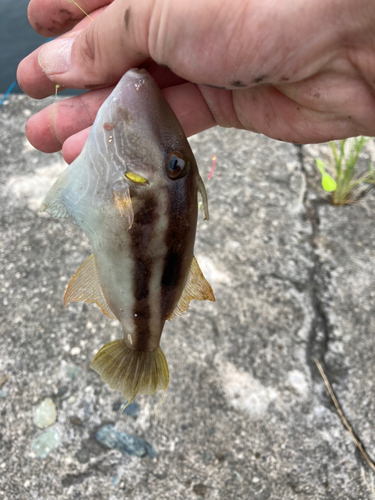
1,93,375,500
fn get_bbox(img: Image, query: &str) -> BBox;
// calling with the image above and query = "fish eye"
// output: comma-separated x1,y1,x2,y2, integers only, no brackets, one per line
165,152,187,179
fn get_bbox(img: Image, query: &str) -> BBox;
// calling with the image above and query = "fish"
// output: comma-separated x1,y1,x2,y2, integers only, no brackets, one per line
40,68,215,404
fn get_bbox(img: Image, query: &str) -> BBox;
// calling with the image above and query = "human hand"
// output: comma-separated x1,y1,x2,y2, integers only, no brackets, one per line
17,0,375,164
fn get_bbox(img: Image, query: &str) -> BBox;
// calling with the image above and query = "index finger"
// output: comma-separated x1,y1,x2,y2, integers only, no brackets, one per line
17,6,106,98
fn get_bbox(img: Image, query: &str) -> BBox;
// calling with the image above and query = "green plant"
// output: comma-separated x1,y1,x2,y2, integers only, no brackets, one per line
315,137,375,205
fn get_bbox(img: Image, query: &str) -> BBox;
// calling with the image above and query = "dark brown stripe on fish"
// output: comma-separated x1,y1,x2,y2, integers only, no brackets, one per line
129,191,158,351
161,178,197,318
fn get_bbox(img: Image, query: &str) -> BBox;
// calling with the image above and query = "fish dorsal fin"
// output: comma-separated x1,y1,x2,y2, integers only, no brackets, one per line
168,256,215,321
64,253,117,320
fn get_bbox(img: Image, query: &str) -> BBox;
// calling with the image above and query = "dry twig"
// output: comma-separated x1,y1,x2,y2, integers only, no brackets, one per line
314,358,375,472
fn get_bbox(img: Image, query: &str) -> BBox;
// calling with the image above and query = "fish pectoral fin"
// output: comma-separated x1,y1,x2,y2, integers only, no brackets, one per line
112,179,134,229
197,174,209,221
167,256,215,321
64,253,117,321
40,197,70,219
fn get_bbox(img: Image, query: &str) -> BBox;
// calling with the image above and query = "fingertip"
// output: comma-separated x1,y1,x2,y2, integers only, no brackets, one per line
25,114,42,151
62,127,91,164
27,0,44,36
17,46,58,99
27,0,111,37
27,0,83,37
25,110,62,153
162,83,217,137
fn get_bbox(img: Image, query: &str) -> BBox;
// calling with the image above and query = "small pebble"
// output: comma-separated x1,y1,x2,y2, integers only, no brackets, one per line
69,416,83,426
75,448,90,464
0,390,6,399
84,401,90,417
112,400,140,416
57,386,69,397
70,347,81,356
233,471,243,483
122,401,140,417
32,428,61,458
112,400,123,411
0,375,10,389
192,483,207,497
95,424,156,458
33,398,57,429
112,476,120,487
66,365,81,379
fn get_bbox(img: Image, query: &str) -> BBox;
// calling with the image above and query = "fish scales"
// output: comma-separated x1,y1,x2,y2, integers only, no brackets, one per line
41,68,215,404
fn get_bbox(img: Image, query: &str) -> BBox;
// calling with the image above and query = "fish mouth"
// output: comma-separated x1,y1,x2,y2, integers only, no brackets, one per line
125,171,149,185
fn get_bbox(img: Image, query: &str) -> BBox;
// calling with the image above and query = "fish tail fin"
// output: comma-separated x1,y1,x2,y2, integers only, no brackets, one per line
90,340,169,404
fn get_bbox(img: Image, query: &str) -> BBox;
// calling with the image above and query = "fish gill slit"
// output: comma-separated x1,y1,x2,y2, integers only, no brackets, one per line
112,134,127,173
88,148,100,199
69,163,91,208
107,106,125,172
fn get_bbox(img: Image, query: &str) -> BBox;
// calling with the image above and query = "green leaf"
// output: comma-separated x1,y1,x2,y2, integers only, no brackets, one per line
321,173,337,192
315,158,327,175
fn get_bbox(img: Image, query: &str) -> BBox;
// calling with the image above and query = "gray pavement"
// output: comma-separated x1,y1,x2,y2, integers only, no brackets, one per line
1,93,375,499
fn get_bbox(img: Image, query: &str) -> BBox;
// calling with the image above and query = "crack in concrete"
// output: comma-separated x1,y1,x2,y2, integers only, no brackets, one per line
295,145,332,381
257,272,306,293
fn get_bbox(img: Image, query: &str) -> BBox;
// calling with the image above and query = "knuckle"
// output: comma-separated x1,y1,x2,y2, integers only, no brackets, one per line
79,28,97,65
77,27,113,86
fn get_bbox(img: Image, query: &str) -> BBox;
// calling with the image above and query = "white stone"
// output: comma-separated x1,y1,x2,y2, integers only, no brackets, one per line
33,398,57,429
219,360,278,417
287,370,309,397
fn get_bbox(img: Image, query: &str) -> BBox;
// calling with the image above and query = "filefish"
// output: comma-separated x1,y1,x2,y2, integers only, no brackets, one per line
41,68,215,403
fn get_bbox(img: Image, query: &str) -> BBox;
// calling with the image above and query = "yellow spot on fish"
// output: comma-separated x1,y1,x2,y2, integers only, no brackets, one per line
125,172,148,184
127,334,133,345
109,135,113,143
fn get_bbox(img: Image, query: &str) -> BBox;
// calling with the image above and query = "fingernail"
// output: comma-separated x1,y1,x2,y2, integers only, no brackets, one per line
38,32,82,75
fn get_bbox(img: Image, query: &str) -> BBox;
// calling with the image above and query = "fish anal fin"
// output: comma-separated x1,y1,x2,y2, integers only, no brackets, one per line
112,180,134,229
64,253,117,321
168,256,215,321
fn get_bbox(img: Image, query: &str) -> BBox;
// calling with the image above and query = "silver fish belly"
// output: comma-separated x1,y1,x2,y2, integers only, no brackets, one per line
41,68,215,403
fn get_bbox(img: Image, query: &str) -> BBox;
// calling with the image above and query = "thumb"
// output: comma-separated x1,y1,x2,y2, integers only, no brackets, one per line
38,0,151,88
